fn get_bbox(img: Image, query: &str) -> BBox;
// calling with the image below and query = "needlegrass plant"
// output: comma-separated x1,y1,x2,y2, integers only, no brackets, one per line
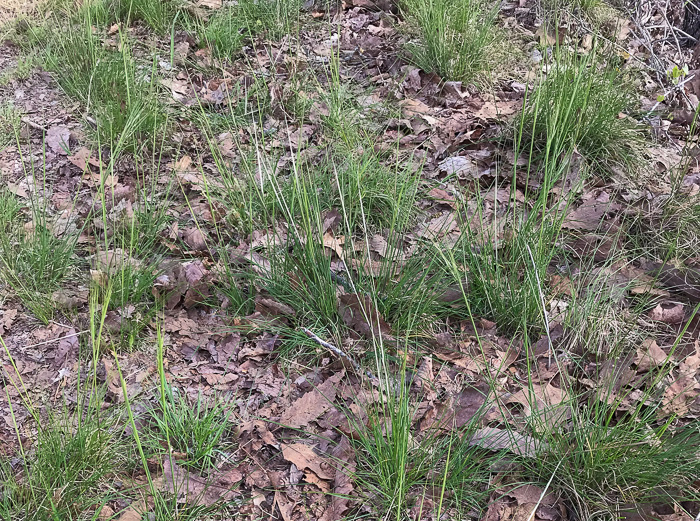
0,390,124,521
201,0,302,60
42,9,163,151
517,45,643,176
348,351,501,519
520,386,700,519
145,383,235,470
0,190,80,323
399,0,499,83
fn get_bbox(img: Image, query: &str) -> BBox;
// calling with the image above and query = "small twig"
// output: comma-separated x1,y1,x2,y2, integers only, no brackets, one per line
21,329,87,350
20,117,47,132
300,327,376,381
526,245,553,369
648,73,696,114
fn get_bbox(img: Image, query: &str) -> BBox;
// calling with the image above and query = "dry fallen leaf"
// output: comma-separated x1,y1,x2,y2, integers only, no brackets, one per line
181,226,208,251
68,146,104,171
0,308,18,336
338,293,394,342
505,382,569,428
634,338,667,372
163,458,239,507
280,370,345,428
45,125,71,154
319,436,356,521
468,427,547,458
648,302,685,324
281,443,334,480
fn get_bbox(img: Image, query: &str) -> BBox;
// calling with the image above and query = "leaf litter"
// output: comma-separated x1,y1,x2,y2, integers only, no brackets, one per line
1,0,700,520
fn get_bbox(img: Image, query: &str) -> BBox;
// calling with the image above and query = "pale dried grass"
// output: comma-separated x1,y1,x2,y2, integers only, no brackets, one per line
0,0,41,25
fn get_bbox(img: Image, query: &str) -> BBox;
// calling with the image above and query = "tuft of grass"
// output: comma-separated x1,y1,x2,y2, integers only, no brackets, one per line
112,0,188,34
0,394,123,521
540,0,599,13
145,383,235,471
43,10,163,151
202,0,302,60
0,53,38,86
521,391,700,519
349,359,500,519
627,189,700,264
399,0,498,83
0,197,79,323
0,103,22,150
440,211,567,337
517,45,643,175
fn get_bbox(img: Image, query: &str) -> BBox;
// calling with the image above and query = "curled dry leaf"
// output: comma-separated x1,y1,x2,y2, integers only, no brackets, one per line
0,309,18,336
281,443,334,480
413,356,433,390
648,302,685,324
438,156,479,178
94,249,141,275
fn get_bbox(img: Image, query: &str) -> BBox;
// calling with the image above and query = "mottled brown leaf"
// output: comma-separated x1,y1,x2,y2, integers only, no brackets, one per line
280,370,345,428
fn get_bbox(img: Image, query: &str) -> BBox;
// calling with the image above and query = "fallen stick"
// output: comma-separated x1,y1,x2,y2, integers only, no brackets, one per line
20,117,48,132
300,327,376,381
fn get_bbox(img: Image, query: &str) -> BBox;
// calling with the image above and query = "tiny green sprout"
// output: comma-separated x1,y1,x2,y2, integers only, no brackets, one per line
667,64,689,85
657,94,665,102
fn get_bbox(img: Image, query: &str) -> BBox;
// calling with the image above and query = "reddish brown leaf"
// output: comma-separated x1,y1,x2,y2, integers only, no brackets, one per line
648,302,685,324
338,294,394,342
280,370,345,428
281,443,334,480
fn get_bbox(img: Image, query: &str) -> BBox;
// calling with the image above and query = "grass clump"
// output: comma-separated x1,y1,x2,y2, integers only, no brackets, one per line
0,202,79,323
442,212,566,336
521,395,700,519
540,0,599,12
399,0,498,82
0,53,38,86
350,365,499,519
43,13,162,151
0,103,22,150
112,0,188,34
146,384,234,471
628,189,700,264
202,0,302,60
518,47,643,175
0,398,123,521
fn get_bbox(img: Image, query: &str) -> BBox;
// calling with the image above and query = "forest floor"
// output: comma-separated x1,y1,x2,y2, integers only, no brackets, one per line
0,0,699,520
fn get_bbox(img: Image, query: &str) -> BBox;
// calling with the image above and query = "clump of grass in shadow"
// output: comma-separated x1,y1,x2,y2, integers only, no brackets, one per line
399,0,498,82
